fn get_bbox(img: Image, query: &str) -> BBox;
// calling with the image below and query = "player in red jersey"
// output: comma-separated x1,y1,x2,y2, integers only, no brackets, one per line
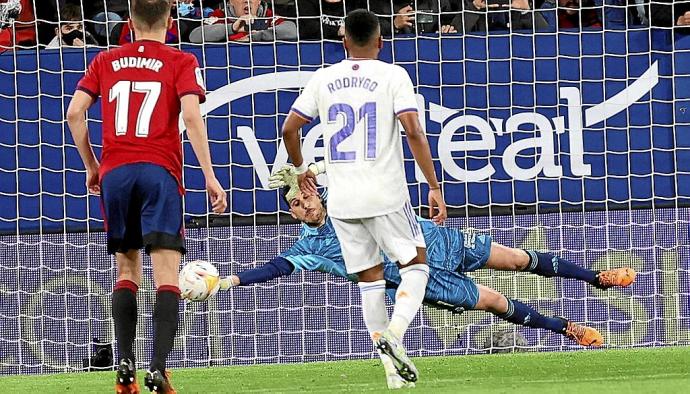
66,1,226,393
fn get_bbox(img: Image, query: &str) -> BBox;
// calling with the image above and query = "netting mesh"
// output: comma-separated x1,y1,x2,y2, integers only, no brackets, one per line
1,0,690,375
1,211,689,373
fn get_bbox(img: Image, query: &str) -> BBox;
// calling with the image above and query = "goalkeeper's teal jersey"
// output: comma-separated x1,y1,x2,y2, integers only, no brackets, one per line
279,216,359,282
280,213,492,310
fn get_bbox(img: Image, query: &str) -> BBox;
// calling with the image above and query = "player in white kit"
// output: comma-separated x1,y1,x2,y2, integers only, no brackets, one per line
282,9,447,386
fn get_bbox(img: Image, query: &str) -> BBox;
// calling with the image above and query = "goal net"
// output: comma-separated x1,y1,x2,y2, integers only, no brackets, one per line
1,0,689,374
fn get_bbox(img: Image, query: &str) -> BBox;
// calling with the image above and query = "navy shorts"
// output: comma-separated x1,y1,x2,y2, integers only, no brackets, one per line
101,163,185,255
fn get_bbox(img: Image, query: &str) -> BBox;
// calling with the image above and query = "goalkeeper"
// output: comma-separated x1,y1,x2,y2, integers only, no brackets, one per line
210,164,635,388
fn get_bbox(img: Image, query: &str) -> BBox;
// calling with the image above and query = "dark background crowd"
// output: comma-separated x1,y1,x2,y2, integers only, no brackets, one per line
0,0,688,50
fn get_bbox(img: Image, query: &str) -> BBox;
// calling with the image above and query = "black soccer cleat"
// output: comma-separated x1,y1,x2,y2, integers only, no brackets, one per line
144,369,176,394
115,358,139,394
375,330,419,383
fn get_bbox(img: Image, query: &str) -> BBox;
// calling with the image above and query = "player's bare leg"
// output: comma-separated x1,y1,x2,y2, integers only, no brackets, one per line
484,243,531,271
145,248,181,394
114,249,142,394
474,285,603,347
485,244,636,289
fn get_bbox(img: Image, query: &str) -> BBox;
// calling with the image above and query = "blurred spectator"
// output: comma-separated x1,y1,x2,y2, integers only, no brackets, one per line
82,1,130,46
189,0,297,43
650,0,690,30
90,11,123,45
47,4,98,48
629,0,649,25
173,1,233,43
540,0,602,29
36,0,58,46
274,0,297,17
595,0,647,28
0,0,21,29
0,0,36,51
173,0,204,43
83,0,131,17
296,0,367,40
372,0,463,35
558,0,602,28
174,0,222,19
460,0,548,32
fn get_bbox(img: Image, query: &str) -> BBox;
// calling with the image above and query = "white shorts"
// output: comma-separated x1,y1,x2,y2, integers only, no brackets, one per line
330,202,426,274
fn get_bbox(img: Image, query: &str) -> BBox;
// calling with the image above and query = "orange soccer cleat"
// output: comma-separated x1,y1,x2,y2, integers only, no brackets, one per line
596,267,637,289
565,321,604,347
115,359,140,394
144,369,176,394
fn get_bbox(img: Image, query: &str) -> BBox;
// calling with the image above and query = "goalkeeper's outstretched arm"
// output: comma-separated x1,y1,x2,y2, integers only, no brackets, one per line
219,256,295,290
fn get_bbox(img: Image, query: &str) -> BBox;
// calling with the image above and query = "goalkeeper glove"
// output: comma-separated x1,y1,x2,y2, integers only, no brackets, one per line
267,162,325,189
308,161,326,176
219,275,239,290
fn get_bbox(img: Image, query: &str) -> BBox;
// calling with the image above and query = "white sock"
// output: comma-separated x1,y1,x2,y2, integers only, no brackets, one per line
357,280,389,340
388,264,430,339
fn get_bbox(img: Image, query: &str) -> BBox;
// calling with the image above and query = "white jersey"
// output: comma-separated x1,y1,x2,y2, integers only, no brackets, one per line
291,59,419,219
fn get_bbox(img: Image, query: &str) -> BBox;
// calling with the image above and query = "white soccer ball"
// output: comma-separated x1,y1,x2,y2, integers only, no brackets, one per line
179,260,221,302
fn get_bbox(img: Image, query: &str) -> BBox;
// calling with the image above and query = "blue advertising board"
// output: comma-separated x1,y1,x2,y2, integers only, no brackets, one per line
0,30,689,232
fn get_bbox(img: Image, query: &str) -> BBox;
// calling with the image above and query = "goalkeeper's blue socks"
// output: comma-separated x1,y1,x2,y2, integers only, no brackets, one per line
524,251,597,284
496,298,567,334
112,280,138,363
150,285,180,373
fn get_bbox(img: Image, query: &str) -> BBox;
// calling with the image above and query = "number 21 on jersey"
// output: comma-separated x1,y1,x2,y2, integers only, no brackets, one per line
109,80,161,137
328,102,377,162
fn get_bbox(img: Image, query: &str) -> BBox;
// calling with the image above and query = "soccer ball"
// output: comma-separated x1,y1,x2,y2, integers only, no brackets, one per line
179,260,221,302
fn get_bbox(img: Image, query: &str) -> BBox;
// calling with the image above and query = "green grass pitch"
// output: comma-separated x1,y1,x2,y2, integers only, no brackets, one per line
1,347,689,393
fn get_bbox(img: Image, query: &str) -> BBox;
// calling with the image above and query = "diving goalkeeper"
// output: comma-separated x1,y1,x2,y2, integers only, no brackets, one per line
202,164,636,389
